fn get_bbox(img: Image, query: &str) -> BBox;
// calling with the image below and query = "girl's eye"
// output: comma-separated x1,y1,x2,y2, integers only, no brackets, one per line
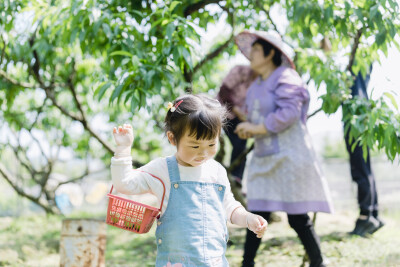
191,146,199,149
209,144,215,147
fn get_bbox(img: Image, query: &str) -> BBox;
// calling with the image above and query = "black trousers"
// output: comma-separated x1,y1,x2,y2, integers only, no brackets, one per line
242,212,324,267
344,128,378,217
225,117,247,180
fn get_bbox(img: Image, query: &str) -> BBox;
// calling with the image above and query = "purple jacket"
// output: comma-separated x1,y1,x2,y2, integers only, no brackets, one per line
246,66,310,156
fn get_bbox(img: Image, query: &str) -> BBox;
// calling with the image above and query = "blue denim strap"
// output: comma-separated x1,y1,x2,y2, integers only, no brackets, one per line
166,155,181,182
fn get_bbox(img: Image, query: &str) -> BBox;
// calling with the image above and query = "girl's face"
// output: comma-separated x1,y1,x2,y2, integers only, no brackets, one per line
250,43,272,72
167,131,219,167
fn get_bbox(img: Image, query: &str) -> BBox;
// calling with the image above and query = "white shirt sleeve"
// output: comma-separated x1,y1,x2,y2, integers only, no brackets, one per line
217,162,244,224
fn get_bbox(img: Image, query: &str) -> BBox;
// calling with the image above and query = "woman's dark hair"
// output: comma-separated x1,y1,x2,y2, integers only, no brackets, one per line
252,38,282,66
164,94,227,144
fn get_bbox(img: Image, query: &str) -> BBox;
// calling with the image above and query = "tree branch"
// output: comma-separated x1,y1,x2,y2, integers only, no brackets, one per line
3,57,115,156
0,68,66,89
347,28,363,72
56,169,89,188
44,89,82,121
0,69,37,88
0,162,59,214
44,88,115,154
254,0,299,54
66,60,86,120
194,35,233,74
56,167,107,189
28,27,46,87
85,124,115,154
8,131,40,182
29,129,50,163
307,107,322,119
25,32,115,155
183,35,233,92
255,0,280,35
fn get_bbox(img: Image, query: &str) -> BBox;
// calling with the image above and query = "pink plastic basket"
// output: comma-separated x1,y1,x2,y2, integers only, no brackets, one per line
106,171,165,234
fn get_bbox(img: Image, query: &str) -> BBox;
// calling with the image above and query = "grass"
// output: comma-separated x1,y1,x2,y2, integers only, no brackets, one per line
1,209,400,267
1,157,399,266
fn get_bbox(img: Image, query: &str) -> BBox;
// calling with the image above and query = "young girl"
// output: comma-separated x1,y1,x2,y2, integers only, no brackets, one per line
111,94,268,267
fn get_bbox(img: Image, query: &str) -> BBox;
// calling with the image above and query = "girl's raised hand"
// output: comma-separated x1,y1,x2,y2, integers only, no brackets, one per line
113,124,134,146
246,213,268,238
112,124,134,158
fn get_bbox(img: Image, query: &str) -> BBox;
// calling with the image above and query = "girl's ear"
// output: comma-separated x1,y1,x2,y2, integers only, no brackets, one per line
167,131,177,146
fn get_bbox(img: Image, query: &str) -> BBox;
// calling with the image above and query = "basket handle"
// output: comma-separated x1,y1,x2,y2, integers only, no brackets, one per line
109,170,166,212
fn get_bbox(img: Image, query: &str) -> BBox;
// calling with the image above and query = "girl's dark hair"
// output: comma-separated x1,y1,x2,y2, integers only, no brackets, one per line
252,39,282,66
164,94,227,144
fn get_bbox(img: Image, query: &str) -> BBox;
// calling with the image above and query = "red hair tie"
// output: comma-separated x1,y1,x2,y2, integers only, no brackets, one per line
170,100,183,112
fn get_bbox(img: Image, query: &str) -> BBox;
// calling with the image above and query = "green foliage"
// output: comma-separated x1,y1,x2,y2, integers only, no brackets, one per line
286,0,400,161
1,0,400,214
343,95,400,161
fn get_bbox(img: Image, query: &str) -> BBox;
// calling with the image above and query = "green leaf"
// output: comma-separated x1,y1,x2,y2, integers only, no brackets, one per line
369,5,379,18
354,8,364,21
95,82,112,100
173,47,180,67
389,23,397,38
166,23,175,39
111,83,124,102
124,90,134,105
131,10,144,18
310,23,318,36
110,50,134,57
145,70,155,89
131,55,140,68
383,92,399,110
161,19,170,26
169,1,181,12
376,28,387,46
362,143,368,161
162,45,172,56
179,46,193,69
154,74,162,92
102,23,112,38
325,5,333,21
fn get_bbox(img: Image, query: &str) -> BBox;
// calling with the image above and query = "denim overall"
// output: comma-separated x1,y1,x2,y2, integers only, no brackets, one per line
155,156,229,267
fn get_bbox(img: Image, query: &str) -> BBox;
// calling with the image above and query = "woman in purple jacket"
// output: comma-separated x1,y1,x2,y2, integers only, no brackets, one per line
235,30,333,267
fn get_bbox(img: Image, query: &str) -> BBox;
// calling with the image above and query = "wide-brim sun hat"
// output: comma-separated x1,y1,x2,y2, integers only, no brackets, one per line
235,30,295,69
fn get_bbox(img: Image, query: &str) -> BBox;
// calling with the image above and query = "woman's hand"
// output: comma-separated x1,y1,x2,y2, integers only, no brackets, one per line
232,106,247,121
235,122,267,139
235,122,254,139
112,124,134,158
246,212,268,238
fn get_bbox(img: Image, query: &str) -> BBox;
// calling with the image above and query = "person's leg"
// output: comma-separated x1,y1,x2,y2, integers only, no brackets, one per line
225,117,247,183
344,129,382,235
242,211,271,267
288,214,325,267
345,141,375,216
370,177,385,234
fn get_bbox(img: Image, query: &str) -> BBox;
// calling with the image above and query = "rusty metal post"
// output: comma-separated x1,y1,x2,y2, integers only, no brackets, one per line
60,219,106,267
